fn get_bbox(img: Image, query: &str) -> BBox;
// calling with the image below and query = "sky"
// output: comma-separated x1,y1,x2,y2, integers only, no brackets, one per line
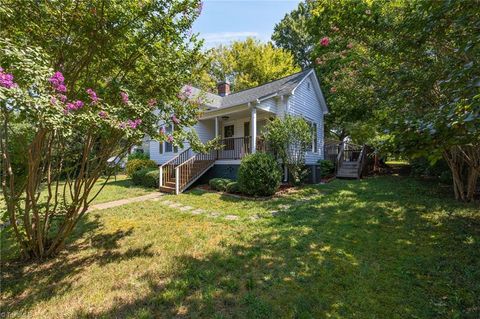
192,0,301,48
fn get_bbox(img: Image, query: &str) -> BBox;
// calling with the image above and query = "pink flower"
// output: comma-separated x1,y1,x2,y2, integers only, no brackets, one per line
86,88,99,104
74,100,84,109
120,91,129,104
320,37,330,47
58,94,68,103
98,111,108,119
50,96,57,105
171,115,180,124
148,98,157,108
119,122,127,129
127,119,142,129
330,87,337,93
167,135,174,143
49,71,67,93
0,68,17,89
347,43,354,49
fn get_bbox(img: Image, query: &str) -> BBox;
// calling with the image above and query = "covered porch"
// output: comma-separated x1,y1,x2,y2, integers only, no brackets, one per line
199,104,275,161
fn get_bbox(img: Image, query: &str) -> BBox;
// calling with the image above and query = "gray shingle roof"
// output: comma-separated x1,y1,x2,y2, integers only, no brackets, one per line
194,69,312,109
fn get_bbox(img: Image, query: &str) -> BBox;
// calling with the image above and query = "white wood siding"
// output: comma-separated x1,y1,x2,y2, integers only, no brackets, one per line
149,119,215,165
287,74,325,164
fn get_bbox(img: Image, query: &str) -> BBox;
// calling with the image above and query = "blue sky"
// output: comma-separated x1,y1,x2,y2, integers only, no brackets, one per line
193,0,301,48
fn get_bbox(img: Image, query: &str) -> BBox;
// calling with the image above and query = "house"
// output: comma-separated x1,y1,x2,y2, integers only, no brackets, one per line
145,68,329,194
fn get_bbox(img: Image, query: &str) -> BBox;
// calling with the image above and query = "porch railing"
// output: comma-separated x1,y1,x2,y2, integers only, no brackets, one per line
159,147,193,187
217,136,267,160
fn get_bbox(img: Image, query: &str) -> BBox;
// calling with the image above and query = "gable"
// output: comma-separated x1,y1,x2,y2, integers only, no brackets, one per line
291,71,328,114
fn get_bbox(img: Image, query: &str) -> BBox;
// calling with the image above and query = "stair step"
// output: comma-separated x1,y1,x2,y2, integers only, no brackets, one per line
159,186,175,193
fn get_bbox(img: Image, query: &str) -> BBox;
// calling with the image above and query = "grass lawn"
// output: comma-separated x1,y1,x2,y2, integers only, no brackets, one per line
1,176,479,318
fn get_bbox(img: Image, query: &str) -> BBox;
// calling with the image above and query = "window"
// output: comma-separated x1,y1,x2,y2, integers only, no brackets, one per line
224,125,234,150
306,121,318,153
164,124,177,153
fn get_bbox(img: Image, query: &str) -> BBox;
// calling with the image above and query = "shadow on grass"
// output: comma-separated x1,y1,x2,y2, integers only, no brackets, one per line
77,176,480,318
1,213,154,315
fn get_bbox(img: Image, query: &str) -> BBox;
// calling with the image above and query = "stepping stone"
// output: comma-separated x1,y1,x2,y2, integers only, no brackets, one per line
249,214,260,221
162,200,174,205
224,215,239,220
191,209,205,215
208,212,220,218
278,204,291,210
179,206,193,211
169,202,183,208
270,211,281,217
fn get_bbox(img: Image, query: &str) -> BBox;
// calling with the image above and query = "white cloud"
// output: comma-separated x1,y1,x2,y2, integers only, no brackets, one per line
200,31,264,47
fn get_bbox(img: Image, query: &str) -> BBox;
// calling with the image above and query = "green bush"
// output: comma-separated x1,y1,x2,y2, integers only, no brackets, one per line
209,178,232,191
238,153,281,196
226,181,240,194
127,152,149,161
126,159,157,177
318,159,335,178
132,168,159,188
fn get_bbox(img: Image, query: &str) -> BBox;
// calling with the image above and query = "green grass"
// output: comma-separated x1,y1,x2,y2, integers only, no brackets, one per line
1,176,479,318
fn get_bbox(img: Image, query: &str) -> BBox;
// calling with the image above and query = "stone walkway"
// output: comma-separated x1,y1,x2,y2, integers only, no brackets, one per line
88,193,163,211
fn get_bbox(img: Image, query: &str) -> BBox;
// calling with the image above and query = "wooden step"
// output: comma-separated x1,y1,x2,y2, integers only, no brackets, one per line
159,186,175,193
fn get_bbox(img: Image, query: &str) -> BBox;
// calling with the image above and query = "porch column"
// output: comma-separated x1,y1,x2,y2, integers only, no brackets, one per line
251,106,257,153
215,116,219,138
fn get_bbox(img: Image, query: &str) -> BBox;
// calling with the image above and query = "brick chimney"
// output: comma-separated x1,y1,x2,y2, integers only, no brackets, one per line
217,79,230,96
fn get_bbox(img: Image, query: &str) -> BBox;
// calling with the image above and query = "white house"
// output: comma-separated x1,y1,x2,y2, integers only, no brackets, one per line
144,69,329,194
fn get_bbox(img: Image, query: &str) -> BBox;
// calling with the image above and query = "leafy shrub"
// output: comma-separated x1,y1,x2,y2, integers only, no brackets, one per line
226,181,240,194
209,178,232,191
126,159,157,177
127,152,149,161
318,159,335,178
132,168,159,188
410,157,450,180
238,153,281,196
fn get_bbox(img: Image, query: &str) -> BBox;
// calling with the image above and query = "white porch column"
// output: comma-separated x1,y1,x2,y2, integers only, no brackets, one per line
215,116,219,138
251,106,257,153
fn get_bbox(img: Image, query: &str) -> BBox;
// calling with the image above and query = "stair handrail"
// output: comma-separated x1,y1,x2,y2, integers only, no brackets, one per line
336,142,345,174
175,149,216,194
357,145,367,178
159,147,192,188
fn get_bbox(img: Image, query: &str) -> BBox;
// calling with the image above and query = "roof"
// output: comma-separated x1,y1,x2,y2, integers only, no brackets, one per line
188,68,315,110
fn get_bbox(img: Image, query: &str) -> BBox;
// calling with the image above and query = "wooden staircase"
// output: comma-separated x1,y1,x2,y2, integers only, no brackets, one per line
336,142,368,179
159,148,216,194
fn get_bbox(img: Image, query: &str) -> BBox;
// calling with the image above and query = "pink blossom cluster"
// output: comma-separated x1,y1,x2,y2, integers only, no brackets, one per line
177,85,192,101
171,114,180,124
148,98,157,108
86,88,99,104
64,100,85,114
98,111,108,119
0,67,17,89
320,37,330,47
120,91,129,104
119,119,142,129
167,135,174,143
49,71,67,93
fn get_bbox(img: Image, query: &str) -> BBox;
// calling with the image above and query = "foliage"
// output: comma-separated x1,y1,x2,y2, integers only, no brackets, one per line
264,116,312,185
318,159,335,178
127,152,149,161
271,1,314,69
132,168,159,188
126,159,157,177
225,181,240,194
238,153,281,196
209,178,232,192
204,37,300,92
274,0,479,201
0,0,206,259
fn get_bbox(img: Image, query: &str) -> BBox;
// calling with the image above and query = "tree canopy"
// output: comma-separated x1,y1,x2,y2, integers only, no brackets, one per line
203,37,301,92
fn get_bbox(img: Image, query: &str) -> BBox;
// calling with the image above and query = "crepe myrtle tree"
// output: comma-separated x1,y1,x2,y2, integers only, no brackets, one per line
0,42,212,259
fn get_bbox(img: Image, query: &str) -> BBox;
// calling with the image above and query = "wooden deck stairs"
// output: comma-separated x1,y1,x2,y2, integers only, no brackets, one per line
335,142,369,179
159,148,216,194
